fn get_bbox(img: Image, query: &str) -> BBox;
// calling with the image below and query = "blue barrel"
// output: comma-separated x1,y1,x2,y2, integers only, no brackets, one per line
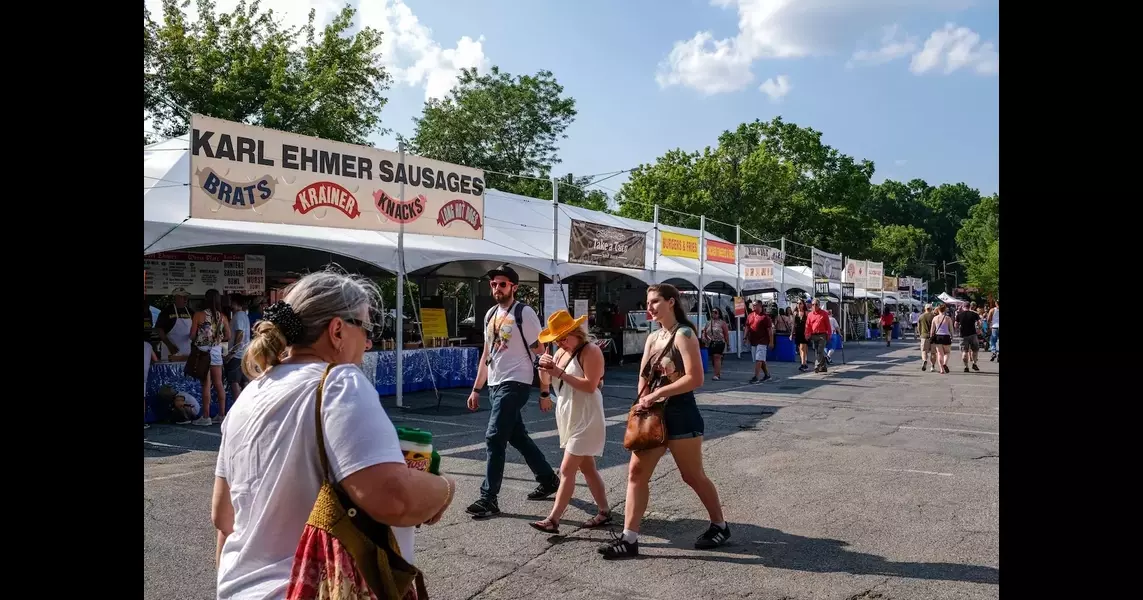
700,347,712,372
892,323,901,340
773,336,798,362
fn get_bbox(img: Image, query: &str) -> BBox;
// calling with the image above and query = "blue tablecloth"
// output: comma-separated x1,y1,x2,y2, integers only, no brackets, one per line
145,362,236,423
144,351,385,424
700,348,711,372
827,333,843,351
374,347,480,396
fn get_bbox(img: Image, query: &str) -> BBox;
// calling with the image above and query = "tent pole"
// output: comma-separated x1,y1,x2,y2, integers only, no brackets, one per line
395,141,406,408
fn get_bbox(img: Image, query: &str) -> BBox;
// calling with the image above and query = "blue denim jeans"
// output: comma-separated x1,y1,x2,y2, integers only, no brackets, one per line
480,381,557,502
990,328,999,353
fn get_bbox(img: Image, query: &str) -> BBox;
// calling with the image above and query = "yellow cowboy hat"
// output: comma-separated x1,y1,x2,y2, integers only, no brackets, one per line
537,309,588,343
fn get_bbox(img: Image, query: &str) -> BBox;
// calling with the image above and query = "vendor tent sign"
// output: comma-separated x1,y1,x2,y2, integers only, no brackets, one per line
568,219,646,269
188,114,486,239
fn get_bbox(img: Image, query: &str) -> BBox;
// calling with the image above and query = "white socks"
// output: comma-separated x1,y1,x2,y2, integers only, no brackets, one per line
621,529,638,543
712,521,727,529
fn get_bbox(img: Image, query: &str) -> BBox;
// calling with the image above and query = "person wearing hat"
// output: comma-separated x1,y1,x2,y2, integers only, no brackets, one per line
465,264,560,519
156,287,194,360
528,309,612,534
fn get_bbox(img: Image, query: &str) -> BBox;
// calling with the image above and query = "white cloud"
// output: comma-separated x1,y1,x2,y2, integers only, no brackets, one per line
894,159,908,166
145,0,489,102
848,24,918,68
656,0,975,94
759,75,792,102
910,23,999,75
358,0,489,101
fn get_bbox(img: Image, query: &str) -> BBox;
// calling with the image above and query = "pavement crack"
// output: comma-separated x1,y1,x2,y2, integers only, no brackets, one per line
971,453,999,460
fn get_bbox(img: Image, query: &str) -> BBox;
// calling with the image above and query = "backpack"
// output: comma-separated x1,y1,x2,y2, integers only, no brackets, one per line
484,302,541,388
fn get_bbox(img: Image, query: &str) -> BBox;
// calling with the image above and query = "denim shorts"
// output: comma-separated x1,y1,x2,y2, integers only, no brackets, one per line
662,392,704,440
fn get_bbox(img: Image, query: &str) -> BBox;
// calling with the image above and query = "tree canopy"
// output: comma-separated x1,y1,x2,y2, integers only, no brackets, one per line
144,0,390,145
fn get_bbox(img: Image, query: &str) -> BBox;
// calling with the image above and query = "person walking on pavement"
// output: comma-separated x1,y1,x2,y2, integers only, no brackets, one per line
879,307,895,347
930,305,954,373
957,301,983,372
792,300,811,372
744,301,774,383
806,299,833,373
466,264,560,519
917,303,935,371
988,300,1000,362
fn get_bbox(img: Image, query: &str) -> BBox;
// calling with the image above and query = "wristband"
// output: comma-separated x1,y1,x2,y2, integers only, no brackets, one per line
540,391,550,398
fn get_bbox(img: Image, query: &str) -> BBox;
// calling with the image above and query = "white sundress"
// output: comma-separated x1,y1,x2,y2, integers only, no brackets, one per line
554,353,606,458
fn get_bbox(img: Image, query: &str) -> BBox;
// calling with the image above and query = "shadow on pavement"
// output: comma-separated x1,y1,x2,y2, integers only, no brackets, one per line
552,518,999,586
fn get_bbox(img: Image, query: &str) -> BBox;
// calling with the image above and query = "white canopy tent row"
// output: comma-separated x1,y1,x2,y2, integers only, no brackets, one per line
145,136,860,295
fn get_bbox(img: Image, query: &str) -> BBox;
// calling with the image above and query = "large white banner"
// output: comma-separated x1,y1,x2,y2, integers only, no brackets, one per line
866,262,885,290
189,114,487,239
741,244,785,285
811,248,843,282
844,259,868,288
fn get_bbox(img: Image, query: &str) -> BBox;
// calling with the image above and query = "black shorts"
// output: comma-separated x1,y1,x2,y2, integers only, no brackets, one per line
708,341,726,356
663,392,705,440
225,356,249,386
933,334,953,346
794,332,808,345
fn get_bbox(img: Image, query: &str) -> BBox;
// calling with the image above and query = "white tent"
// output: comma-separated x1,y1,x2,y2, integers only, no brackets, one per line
144,138,823,293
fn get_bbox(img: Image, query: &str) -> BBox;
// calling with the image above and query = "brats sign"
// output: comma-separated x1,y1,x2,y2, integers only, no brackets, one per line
189,114,485,239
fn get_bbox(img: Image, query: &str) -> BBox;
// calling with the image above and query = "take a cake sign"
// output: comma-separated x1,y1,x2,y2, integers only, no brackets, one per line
188,114,486,239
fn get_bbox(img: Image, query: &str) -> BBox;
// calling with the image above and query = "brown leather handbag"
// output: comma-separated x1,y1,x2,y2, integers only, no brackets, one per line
623,327,680,452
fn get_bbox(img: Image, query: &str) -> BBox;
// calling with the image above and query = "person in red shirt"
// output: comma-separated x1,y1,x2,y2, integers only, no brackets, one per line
744,301,774,383
879,307,895,347
805,298,833,373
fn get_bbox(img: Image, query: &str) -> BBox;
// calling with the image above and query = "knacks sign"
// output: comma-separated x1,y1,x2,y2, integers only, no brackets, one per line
189,114,486,239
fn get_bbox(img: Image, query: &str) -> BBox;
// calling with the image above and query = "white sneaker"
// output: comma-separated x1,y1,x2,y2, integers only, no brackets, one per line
193,417,213,426
712,376,720,381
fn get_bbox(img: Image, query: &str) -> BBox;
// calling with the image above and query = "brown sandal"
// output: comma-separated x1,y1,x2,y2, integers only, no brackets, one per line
582,511,613,528
529,518,560,534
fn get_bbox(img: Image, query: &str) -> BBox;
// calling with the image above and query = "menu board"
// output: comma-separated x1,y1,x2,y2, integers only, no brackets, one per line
144,251,266,296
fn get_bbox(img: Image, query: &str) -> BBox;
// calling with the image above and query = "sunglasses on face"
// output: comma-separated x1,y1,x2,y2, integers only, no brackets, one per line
344,318,375,335
490,281,512,289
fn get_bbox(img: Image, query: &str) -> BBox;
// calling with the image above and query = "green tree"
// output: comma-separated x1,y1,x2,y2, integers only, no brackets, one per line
956,193,1000,296
403,66,578,195
617,117,875,254
870,224,934,276
144,0,390,144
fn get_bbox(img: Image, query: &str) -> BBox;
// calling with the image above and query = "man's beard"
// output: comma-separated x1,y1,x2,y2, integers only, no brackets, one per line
493,291,512,305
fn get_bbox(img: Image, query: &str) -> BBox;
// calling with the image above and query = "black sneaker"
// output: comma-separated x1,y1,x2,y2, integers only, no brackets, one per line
963,366,970,373
527,479,559,501
826,356,833,365
761,374,772,383
798,364,809,372
695,523,732,549
990,353,997,362
972,363,980,372
922,362,928,371
465,498,500,518
598,534,639,560
749,376,759,384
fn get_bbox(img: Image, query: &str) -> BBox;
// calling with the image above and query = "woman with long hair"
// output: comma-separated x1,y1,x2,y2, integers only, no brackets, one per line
530,310,611,534
702,307,730,381
212,270,455,598
191,289,230,426
792,299,810,372
929,304,954,373
598,283,729,560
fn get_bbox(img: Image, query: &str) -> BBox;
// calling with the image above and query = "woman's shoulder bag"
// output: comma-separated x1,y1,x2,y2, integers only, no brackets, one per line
286,364,429,600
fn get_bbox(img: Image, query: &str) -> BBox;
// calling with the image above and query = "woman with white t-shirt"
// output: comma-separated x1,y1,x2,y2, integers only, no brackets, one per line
212,271,456,600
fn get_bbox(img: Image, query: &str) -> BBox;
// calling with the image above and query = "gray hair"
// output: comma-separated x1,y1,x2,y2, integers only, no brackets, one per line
243,268,381,379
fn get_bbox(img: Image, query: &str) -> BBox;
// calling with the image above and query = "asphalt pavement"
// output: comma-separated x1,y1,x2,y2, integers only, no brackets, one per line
144,340,999,600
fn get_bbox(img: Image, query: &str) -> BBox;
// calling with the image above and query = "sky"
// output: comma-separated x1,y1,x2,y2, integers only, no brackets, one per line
146,0,999,198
